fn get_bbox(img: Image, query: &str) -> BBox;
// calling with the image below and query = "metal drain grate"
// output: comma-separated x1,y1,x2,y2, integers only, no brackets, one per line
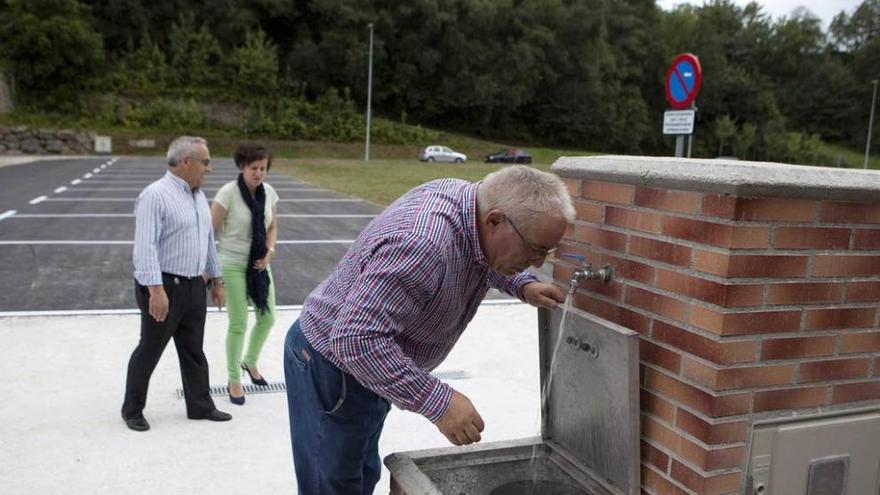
177,370,469,399
177,381,286,399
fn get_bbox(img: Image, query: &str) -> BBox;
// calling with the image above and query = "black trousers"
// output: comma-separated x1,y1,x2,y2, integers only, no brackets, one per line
121,274,215,419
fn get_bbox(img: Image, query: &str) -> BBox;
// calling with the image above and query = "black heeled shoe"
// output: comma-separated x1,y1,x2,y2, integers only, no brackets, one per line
228,383,245,405
241,362,269,387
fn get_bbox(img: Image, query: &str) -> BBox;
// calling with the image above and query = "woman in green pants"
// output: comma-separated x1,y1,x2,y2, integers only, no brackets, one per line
210,143,279,405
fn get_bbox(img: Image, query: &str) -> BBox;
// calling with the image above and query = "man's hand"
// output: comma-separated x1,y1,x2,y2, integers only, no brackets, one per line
522,281,567,309
147,285,169,322
435,390,484,446
211,284,226,309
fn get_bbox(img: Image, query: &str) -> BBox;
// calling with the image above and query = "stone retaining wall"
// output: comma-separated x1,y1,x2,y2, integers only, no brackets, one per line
0,126,95,154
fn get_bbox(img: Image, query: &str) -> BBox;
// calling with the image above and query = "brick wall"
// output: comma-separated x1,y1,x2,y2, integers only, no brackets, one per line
553,167,880,495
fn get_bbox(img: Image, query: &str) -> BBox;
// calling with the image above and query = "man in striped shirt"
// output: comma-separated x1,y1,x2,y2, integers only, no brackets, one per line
121,136,231,431
284,165,575,494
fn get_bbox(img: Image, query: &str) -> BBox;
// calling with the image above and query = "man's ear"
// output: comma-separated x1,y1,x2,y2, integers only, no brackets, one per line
485,209,505,227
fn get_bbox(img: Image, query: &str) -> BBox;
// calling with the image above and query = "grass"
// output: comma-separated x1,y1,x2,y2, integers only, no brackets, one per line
821,143,880,170
85,123,599,206
273,159,554,206
110,131,598,163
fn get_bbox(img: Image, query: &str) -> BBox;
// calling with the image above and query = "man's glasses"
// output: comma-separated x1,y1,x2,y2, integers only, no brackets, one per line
507,217,557,260
188,156,211,166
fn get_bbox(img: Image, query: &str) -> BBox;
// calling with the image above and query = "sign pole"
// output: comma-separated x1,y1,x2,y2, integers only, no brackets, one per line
687,103,695,158
364,23,374,162
663,53,702,158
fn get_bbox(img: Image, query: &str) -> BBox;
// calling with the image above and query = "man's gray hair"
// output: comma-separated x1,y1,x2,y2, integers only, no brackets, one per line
477,165,575,229
166,136,208,166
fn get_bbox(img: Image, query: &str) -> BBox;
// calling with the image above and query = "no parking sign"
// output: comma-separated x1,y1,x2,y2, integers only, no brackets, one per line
665,53,702,110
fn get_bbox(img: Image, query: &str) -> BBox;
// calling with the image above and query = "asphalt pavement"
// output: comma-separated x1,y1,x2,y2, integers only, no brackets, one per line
0,156,382,312
0,156,514,313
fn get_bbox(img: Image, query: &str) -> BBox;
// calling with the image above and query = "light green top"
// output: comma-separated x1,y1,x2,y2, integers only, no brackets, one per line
213,180,279,267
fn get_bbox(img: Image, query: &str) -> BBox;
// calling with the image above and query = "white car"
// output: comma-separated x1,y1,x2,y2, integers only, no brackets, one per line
418,145,467,163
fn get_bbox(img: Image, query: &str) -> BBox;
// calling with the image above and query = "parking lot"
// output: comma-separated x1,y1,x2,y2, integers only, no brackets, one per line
0,156,544,494
0,156,382,313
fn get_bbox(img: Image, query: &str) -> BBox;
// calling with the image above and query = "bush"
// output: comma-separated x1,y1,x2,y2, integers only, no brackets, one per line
274,98,309,138
124,98,207,131
302,88,361,141
371,120,439,145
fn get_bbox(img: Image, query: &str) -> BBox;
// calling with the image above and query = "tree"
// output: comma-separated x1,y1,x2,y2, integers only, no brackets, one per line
0,0,105,108
733,122,757,159
167,12,222,91
830,0,880,51
714,115,737,155
114,33,169,96
230,29,279,102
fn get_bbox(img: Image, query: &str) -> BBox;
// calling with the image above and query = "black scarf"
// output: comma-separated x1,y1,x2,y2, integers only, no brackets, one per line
236,174,271,313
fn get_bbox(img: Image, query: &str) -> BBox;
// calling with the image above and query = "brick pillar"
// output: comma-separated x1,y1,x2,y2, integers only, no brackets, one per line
553,156,880,495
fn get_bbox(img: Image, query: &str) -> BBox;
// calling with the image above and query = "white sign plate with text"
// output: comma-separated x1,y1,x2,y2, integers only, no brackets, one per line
663,109,695,135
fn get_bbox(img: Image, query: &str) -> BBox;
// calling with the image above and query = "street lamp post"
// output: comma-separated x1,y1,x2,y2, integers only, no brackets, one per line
364,23,374,162
864,79,878,169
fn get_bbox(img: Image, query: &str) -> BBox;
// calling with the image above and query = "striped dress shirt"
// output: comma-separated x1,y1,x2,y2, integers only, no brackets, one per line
300,179,537,422
133,171,221,286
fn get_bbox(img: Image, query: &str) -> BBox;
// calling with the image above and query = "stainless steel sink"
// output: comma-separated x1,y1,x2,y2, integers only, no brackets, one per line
385,306,640,495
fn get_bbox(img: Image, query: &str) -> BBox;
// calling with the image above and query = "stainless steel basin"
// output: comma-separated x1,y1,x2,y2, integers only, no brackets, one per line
385,306,640,495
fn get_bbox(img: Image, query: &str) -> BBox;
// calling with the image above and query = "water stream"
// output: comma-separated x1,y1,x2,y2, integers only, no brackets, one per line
527,293,575,487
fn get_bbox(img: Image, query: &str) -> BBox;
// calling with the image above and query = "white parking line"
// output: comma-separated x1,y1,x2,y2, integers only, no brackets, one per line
276,240,355,244
50,187,321,193
68,180,249,184
278,199,363,202
29,196,47,205
0,240,134,245
95,175,241,178
43,198,132,202
71,179,82,185
277,214,375,218
0,300,522,318
0,210,16,221
41,197,357,202
12,213,133,218
270,188,327,192
52,188,142,191
53,186,67,194
0,239,355,245
10,213,374,219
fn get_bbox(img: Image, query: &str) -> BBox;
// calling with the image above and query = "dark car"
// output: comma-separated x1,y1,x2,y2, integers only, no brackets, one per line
484,148,533,164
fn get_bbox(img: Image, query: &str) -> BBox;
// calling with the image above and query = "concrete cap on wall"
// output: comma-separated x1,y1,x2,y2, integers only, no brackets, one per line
552,155,880,202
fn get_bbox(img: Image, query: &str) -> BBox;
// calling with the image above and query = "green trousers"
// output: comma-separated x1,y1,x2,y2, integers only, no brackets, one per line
223,264,276,382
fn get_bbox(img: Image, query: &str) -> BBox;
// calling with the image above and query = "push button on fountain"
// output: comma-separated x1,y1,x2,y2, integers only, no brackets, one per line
565,335,599,358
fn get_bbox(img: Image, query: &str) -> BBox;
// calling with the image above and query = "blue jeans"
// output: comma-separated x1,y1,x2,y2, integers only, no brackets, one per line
284,320,391,495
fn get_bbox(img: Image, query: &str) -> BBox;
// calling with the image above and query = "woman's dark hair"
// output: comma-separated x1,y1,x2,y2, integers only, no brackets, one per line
234,143,273,171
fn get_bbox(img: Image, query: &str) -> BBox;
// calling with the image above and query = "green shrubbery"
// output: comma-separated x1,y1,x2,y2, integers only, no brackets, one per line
123,98,208,131
81,88,435,145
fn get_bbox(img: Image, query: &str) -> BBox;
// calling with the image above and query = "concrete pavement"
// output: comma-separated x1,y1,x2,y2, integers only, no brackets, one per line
0,302,543,494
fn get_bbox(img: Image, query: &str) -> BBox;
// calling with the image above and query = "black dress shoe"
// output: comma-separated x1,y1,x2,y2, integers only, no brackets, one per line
228,382,245,405
241,362,269,387
189,409,232,421
124,416,150,432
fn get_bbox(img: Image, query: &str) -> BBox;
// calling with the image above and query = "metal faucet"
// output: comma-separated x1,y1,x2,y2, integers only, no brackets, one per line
560,254,614,294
